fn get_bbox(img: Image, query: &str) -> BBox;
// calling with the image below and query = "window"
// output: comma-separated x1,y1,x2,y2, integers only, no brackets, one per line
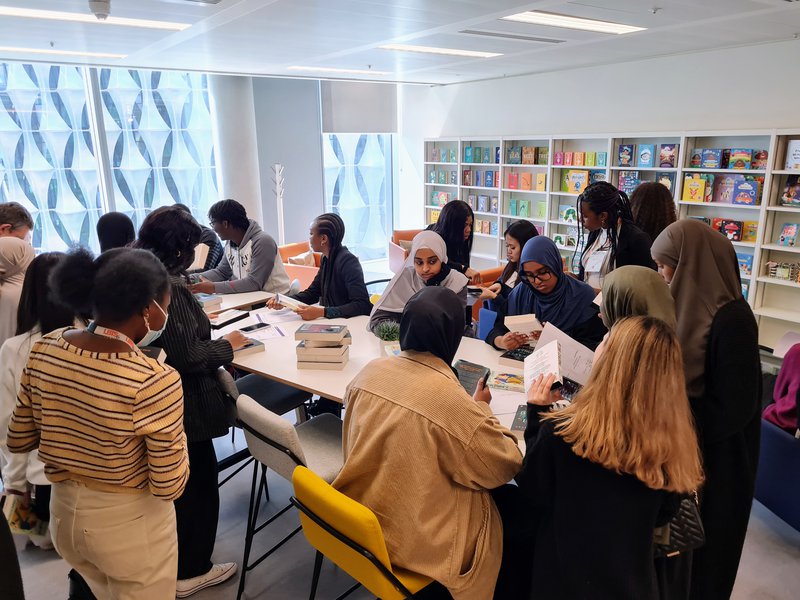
0,61,218,252
322,134,393,260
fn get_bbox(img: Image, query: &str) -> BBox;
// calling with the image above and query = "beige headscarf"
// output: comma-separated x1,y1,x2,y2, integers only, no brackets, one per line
651,219,741,398
0,237,35,347
601,266,677,330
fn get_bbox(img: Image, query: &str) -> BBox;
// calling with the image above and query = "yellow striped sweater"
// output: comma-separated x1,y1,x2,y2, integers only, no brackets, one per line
8,328,189,500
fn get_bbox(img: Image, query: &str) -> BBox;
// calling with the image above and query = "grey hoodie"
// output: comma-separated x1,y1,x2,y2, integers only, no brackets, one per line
199,219,290,293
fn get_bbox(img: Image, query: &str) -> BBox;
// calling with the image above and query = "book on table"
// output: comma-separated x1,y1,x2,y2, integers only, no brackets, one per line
296,342,349,363
498,344,535,368
453,359,490,395
194,292,222,310
294,323,348,343
234,338,265,358
303,332,352,348
209,309,249,329
297,360,347,371
275,293,309,312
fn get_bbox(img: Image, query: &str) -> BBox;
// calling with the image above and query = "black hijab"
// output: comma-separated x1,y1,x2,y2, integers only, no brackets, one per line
400,287,464,367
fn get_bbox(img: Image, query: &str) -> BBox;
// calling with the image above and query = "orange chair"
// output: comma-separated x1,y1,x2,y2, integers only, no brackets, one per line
388,229,422,274
278,242,322,291
278,241,322,267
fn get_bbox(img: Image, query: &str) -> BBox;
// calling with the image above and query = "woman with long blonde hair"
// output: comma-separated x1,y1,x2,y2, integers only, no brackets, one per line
517,316,703,600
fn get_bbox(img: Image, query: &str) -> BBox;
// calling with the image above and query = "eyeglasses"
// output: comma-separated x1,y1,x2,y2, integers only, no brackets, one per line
521,269,553,283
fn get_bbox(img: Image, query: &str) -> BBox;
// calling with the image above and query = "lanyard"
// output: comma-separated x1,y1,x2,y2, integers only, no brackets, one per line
87,322,137,350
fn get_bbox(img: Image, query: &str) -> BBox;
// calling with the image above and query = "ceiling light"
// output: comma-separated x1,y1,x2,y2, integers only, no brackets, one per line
502,11,646,35
287,66,390,76
379,44,502,58
0,6,190,31
0,46,126,59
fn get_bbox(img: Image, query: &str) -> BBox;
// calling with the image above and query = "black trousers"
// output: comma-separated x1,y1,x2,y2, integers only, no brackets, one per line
175,439,220,580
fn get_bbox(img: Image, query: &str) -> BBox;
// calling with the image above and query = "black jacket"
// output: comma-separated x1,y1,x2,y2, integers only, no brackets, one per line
154,276,235,442
578,221,656,280
292,247,372,318
517,408,678,600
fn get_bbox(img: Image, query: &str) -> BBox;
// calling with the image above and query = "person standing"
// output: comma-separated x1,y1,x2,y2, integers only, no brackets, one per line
652,219,761,600
96,212,135,253
190,199,290,294
629,181,678,245
0,237,35,348
428,199,482,284
0,202,33,241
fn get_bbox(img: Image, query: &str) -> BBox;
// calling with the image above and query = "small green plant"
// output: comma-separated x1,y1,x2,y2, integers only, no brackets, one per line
374,321,401,342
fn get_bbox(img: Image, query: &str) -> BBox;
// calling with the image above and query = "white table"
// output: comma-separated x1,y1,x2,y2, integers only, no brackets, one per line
205,291,273,314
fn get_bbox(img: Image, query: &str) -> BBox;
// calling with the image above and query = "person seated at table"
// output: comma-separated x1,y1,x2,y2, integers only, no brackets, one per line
518,316,703,600
134,206,250,596
427,199,482,284
190,199,290,295
265,213,371,320
96,211,135,253
368,231,468,333
486,236,606,352
335,286,524,599
479,220,539,305
174,204,224,271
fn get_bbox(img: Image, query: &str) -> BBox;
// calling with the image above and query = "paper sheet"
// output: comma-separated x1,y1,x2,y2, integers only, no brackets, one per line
534,322,594,386
251,307,301,324
247,325,285,341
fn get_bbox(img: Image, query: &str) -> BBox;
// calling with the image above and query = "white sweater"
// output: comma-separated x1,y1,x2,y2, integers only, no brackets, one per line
0,330,47,489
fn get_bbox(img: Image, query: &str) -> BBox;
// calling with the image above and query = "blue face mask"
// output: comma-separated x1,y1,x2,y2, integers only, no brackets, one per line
137,301,169,347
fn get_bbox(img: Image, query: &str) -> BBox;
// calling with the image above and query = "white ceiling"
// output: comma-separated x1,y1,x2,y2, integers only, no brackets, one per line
1,0,799,85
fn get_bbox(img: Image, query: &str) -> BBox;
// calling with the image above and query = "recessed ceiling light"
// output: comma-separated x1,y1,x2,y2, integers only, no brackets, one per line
0,46,126,59
287,66,390,76
379,44,502,58
502,11,646,35
0,6,190,31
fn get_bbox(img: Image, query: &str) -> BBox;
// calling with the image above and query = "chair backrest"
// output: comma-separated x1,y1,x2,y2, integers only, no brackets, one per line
755,419,800,531
278,241,310,263
391,229,422,246
216,367,240,401
237,394,306,481
477,307,498,341
291,466,414,600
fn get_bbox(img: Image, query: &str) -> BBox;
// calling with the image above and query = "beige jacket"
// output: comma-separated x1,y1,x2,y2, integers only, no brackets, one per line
333,351,522,600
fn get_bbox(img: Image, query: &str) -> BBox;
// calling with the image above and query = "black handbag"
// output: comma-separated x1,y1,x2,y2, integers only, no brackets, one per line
653,492,705,558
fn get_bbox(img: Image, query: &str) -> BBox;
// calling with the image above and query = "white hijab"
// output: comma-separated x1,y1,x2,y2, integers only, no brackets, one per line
0,237,35,348
371,230,468,315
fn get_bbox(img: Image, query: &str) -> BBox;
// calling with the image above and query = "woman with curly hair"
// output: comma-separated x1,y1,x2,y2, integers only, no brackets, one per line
629,181,677,244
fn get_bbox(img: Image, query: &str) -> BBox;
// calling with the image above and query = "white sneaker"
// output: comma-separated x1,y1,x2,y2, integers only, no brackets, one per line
176,562,238,598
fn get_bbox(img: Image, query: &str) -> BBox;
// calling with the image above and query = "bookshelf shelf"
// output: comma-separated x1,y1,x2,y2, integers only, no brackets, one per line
424,183,458,188
472,252,497,261
769,170,800,176
682,168,767,175
550,219,579,227
609,166,678,172
756,276,800,289
767,206,800,213
761,243,800,254
463,186,499,191
473,232,496,240
500,188,546,194
501,214,545,223
501,163,548,168
473,210,499,218
754,307,800,322
677,201,761,211
732,241,757,248
551,192,581,197
424,161,458,166
424,205,445,210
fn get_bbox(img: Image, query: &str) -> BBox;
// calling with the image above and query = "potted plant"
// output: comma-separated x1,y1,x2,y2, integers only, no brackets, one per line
374,321,401,347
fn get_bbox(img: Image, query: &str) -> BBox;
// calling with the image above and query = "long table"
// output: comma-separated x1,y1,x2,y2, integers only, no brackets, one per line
205,291,272,314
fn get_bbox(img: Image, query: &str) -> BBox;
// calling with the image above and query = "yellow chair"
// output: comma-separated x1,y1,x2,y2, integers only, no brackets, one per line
291,466,433,599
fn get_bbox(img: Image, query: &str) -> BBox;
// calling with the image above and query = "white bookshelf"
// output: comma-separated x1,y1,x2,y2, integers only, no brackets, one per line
423,128,800,348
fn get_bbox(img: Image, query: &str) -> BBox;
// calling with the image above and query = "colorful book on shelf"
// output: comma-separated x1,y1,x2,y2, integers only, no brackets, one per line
507,146,522,164
553,151,564,166
728,148,752,170
721,149,731,169
700,174,715,203
778,223,800,247
428,169,436,183
682,175,706,202
518,199,530,217
467,194,477,210
786,140,800,169
655,172,676,194
535,173,547,191
688,216,711,225
462,170,472,186
429,209,440,224
731,179,758,205
573,151,585,166
490,197,499,214
752,149,768,169
736,252,754,277
430,147,440,162
483,147,491,164
589,170,606,183
585,151,596,167
618,171,640,196
507,172,519,189
596,152,608,167
560,170,570,192
567,170,589,194
464,146,473,163
701,149,722,169
519,172,533,190
689,149,703,168
717,219,743,242
490,221,499,236
564,152,573,166
437,170,447,184
485,171,495,187
618,144,634,167
481,220,490,234
522,146,536,165
473,147,483,163
477,195,489,212
495,146,501,164
450,171,457,185
742,221,758,242
781,175,800,207
741,283,749,299
659,144,677,168
537,147,549,165
712,175,736,203
535,202,547,219
508,199,518,216
559,204,579,223
637,144,655,168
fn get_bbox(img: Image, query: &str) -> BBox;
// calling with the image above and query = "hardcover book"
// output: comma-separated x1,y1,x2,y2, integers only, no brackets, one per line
438,170,446,184
585,151,596,167
659,144,677,168
234,338,266,358
522,146,536,165
721,149,731,169
618,171,641,196
700,174,715,203
618,144,634,167
473,147,483,163
573,151,585,166
717,220,744,241
637,144,655,168
537,147,549,165
728,148,752,170
483,147,491,164
498,344,535,368
453,359,491,395
508,199,518,216
488,373,524,393
450,171,457,185
495,146,500,164
485,170,494,187
518,199,530,217
490,221,499,236
778,223,800,247
567,170,589,194
209,309,249,329
481,220,490,234
712,175,739,203
752,149,769,169
467,194,477,210
736,252,754,277
553,151,564,166
477,195,489,212
559,204,579,223
689,149,703,168
194,293,222,310
731,179,758,205
297,360,347,371
655,172,676,194
507,172,519,189
564,152,574,166
742,221,758,242
464,146,473,163
701,149,722,169
535,202,547,219
428,169,436,184
295,323,348,342
430,147,440,162
781,175,800,207
519,172,533,191
507,146,522,164
535,173,547,191
490,196,499,214
682,175,706,202
596,152,608,167
462,170,472,186
589,170,607,183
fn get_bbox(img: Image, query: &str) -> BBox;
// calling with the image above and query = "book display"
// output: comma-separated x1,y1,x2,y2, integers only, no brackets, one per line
424,129,800,348
295,323,350,370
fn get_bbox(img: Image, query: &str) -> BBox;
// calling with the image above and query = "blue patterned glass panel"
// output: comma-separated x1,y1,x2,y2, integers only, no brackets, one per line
0,62,101,251
322,134,392,260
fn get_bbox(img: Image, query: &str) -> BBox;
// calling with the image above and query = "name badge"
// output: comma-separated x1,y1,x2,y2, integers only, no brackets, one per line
585,250,608,274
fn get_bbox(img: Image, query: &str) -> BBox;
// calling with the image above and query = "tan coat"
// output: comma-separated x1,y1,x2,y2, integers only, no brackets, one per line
333,351,522,600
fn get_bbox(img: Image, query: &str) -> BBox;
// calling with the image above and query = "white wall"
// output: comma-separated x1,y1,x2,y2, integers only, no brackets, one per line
397,39,800,228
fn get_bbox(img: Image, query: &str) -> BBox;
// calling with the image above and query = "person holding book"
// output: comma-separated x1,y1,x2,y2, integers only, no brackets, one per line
96,211,135,253
427,199,482,284
486,236,606,352
762,343,800,434
369,230,468,333
335,286,524,599
517,316,703,600
651,219,760,600
0,236,35,348
174,203,224,270
479,220,539,305
576,181,656,290
190,199,291,294
629,181,677,245
7,247,189,599
134,206,250,596
265,213,371,320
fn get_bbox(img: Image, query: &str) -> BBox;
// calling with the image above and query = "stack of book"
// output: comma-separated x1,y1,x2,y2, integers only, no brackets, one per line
295,323,351,371
195,292,222,312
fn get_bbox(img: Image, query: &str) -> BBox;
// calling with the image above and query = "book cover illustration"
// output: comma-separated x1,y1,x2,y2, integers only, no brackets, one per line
3,495,49,537
508,199,518,216
559,204,579,223
712,175,736,203
682,175,705,202
518,199,530,217
437,170,446,184
553,151,564,166
522,146,536,165
689,149,703,168
462,170,472,186
585,151,596,167
507,172,519,189
781,175,800,207
596,152,608,167
700,174,715,203
573,151,585,166
488,372,524,392
731,179,758,205
481,220,490,234
786,140,800,170
701,149,722,169
507,146,522,164
778,223,800,247
655,172,676,194
429,209,441,224
428,169,436,184
464,146,473,163
449,171,457,185
564,152,574,166
535,172,547,191
483,147,491,164
752,149,768,169
537,147,549,165
490,196,499,214
477,195,489,212
637,144,655,168
589,170,607,184
485,170,495,188
618,171,641,196
659,144,677,168
567,170,589,194
688,216,711,225
473,147,483,163
618,144,634,167
467,194,477,210
728,148,752,170
736,252,754,277
519,172,533,191
742,221,758,242
430,147,440,162
721,149,731,169
718,220,743,241
535,202,547,219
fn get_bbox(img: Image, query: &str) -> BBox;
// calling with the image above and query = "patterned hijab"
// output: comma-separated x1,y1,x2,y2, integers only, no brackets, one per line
371,231,467,315
507,236,597,331
651,219,741,398
601,266,677,330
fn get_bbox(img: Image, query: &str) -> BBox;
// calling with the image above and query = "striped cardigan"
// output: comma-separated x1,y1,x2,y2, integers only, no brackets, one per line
8,330,189,500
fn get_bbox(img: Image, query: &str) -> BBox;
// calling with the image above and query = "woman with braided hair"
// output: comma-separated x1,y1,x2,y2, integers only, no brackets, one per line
267,213,371,320
575,181,656,290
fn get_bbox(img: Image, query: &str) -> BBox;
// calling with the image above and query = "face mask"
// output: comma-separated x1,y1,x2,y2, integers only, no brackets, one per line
137,301,169,347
